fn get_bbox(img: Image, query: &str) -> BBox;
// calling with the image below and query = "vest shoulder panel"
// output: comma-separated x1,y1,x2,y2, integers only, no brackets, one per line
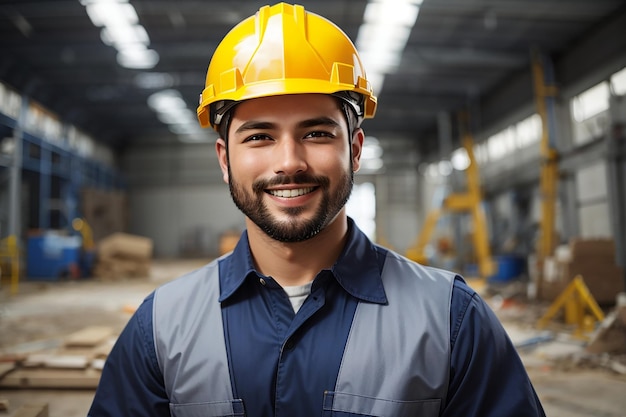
331,250,453,414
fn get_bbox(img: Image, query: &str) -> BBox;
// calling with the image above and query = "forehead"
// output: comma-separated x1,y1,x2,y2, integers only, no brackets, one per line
231,93,344,124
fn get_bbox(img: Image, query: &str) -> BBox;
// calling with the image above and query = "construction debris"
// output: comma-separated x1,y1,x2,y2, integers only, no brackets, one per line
0,326,115,390
0,368,101,389
64,326,114,348
586,296,626,355
12,403,49,417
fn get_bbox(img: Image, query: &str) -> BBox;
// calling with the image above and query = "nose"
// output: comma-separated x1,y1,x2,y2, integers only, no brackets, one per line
273,138,307,175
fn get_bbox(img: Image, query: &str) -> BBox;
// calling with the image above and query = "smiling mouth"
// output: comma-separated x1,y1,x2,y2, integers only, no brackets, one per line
267,187,315,198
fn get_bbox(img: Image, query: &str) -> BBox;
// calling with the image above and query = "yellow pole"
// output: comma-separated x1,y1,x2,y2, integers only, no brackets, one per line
406,209,441,264
72,218,95,251
0,235,20,295
458,113,495,279
531,51,559,260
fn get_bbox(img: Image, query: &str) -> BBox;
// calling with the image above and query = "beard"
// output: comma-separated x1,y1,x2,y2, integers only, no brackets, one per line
228,165,354,243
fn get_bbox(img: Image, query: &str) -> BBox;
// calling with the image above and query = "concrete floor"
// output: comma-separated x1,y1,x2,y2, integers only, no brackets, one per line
1,259,625,417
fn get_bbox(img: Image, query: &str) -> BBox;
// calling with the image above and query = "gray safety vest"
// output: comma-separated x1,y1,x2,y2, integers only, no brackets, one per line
153,250,454,417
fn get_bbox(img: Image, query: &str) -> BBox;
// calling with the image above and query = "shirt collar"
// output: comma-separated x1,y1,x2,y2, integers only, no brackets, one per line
218,217,388,304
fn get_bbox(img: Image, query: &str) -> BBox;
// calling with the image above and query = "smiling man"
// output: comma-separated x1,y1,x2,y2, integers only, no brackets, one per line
88,3,546,417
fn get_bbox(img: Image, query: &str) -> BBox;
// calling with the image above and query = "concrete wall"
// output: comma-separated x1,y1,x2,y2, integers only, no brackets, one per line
123,142,243,258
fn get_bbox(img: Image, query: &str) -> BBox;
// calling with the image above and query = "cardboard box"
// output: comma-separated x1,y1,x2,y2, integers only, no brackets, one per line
98,233,153,260
94,233,153,280
539,238,624,305
563,261,624,305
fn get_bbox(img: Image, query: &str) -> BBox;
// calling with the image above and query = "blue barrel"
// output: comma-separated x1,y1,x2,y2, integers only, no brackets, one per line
27,234,82,280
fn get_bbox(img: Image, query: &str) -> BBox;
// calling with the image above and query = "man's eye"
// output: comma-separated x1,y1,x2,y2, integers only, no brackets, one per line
244,134,271,142
305,131,334,139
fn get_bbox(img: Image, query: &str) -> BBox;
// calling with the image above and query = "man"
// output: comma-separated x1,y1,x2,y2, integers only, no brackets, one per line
89,3,546,416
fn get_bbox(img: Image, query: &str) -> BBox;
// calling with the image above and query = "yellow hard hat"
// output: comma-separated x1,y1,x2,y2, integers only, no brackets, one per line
197,2,377,130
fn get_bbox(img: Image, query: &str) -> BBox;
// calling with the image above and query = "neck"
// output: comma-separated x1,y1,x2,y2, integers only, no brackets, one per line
246,214,349,287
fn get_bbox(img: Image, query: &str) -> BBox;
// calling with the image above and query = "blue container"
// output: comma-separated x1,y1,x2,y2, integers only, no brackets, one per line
489,255,526,283
27,234,82,280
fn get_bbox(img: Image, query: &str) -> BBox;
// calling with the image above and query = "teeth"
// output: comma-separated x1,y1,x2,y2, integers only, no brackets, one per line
269,187,313,198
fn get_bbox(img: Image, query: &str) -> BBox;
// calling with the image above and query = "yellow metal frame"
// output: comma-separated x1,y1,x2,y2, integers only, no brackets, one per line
406,113,495,281
72,217,95,251
406,209,441,265
0,235,20,295
537,275,605,340
531,51,559,260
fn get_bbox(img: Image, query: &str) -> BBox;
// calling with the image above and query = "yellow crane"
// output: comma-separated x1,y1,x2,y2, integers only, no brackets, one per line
406,112,495,282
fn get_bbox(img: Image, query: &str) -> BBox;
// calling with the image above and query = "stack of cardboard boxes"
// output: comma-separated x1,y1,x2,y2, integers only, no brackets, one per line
93,232,153,280
541,238,624,305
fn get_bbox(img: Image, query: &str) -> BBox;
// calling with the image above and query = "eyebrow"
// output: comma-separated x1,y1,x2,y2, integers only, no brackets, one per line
234,117,341,134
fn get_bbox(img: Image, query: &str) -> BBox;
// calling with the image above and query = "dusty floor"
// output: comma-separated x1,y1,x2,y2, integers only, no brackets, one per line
1,259,625,417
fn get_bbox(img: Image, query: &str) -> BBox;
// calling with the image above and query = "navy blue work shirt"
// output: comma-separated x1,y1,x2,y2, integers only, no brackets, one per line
89,218,545,417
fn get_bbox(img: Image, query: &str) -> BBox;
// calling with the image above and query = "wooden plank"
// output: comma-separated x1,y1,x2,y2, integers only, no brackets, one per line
23,353,88,369
64,326,114,348
12,403,48,417
23,354,52,368
0,362,16,378
44,355,89,369
0,398,9,411
0,368,101,389
91,358,106,370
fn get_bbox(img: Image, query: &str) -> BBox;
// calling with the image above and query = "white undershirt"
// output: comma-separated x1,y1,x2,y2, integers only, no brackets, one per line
282,281,313,313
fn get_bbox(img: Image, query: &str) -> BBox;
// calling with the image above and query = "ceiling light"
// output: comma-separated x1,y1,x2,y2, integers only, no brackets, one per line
101,25,149,47
147,90,185,112
85,2,138,27
117,48,159,69
81,0,159,70
356,0,422,95
451,148,470,171
148,90,212,142
357,24,412,53
359,49,402,73
363,1,419,26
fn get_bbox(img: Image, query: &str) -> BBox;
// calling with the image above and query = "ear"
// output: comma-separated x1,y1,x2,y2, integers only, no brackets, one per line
351,128,365,173
215,138,229,184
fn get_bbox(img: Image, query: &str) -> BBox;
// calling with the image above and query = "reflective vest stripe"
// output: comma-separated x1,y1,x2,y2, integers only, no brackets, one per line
153,260,234,409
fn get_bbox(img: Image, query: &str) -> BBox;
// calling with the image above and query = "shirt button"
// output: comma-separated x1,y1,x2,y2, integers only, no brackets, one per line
259,278,266,286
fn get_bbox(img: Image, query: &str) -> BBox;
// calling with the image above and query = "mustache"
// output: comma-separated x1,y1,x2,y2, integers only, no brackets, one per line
252,174,330,193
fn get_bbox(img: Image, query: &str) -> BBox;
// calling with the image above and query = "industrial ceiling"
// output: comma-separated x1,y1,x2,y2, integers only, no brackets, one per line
1,0,625,163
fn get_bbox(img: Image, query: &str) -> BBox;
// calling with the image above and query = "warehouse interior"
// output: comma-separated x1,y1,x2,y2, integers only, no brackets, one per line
1,0,626,415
